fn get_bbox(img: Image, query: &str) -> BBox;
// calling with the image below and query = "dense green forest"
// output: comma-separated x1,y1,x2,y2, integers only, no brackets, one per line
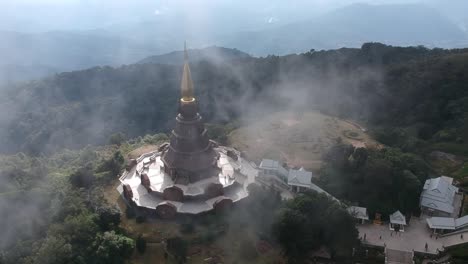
0,134,361,264
1,43,468,263
0,134,168,263
1,43,468,155
319,144,431,217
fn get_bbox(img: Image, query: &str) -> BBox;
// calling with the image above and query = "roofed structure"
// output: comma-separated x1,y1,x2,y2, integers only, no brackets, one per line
426,215,468,233
426,217,456,231
390,211,406,225
259,159,288,180
389,210,406,232
258,158,339,202
420,176,459,217
348,206,369,223
287,167,312,188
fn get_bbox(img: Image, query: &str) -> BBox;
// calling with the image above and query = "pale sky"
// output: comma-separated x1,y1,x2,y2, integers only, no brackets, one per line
0,0,442,32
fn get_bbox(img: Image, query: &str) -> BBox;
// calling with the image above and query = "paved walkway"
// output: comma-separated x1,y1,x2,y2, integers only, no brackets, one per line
358,216,468,254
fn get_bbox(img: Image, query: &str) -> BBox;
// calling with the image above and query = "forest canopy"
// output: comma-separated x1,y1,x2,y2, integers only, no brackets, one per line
0,43,467,155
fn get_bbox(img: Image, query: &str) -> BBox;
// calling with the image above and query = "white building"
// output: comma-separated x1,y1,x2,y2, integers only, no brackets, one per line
259,159,340,202
420,176,460,217
389,210,406,232
258,159,289,184
347,206,369,224
287,168,313,193
426,215,468,234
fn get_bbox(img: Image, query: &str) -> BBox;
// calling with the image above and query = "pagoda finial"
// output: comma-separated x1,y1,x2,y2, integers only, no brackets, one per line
181,42,195,102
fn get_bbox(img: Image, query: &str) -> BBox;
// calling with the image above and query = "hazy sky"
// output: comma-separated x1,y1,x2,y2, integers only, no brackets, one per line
0,0,425,32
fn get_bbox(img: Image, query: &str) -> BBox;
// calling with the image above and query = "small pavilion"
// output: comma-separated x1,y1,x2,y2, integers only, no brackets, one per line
389,210,407,232
347,206,369,224
287,167,312,193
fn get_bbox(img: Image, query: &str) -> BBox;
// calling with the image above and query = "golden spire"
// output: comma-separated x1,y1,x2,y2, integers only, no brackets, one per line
180,42,195,102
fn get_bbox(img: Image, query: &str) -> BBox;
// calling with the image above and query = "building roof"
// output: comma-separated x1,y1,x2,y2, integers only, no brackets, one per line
260,159,340,202
426,217,456,230
259,159,288,178
420,176,458,214
347,206,369,220
390,210,406,225
259,159,279,169
455,215,468,229
441,175,454,185
119,147,257,215
287,168,312,188
426,215,468,230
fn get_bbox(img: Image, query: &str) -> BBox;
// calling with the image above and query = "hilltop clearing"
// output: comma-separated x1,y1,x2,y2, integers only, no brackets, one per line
229,111,380,171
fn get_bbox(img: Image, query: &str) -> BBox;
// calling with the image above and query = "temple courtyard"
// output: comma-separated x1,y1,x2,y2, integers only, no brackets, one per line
358,215,468,255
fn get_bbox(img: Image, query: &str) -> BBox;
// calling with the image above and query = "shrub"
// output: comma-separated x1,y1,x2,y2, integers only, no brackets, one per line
180,222,195,234
109,133,126,146
200,230,217,244
166,237,188,262
136,234,147,254
125,207,136,219
69,164,95,188
136,215,146,223
238,238,258,261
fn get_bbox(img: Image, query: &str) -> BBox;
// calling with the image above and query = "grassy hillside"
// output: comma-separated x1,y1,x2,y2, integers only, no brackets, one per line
229,111,380,171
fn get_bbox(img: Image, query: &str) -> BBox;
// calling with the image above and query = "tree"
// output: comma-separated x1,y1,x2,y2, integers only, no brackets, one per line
96,151,125,176
109,133,126,146
273,191,358,263
93,231,135,264
238,237,258,261
96,206,121,231
166,237,188,263
350,147,368,170
323,144,355,169
69,164,95,188
49,213,99,246
320,145,428,217
273,208,313,263
32,236,73,264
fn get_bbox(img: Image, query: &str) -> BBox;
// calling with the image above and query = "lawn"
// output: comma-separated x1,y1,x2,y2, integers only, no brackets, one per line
228,111,380,172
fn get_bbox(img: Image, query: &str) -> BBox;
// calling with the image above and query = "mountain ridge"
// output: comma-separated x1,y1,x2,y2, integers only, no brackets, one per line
225,3,468,55
1,2,468,86
138,46,251,65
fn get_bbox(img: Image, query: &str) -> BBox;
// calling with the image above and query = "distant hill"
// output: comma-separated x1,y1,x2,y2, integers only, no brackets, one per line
1,2,468,84
0,64,58,87
0,30,152,70
225,3,468,55
0,29,154,85
138,46,251,65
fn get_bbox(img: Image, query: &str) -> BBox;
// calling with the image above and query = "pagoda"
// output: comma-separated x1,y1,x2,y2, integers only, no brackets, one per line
161,43,220,184
118,44,257,218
